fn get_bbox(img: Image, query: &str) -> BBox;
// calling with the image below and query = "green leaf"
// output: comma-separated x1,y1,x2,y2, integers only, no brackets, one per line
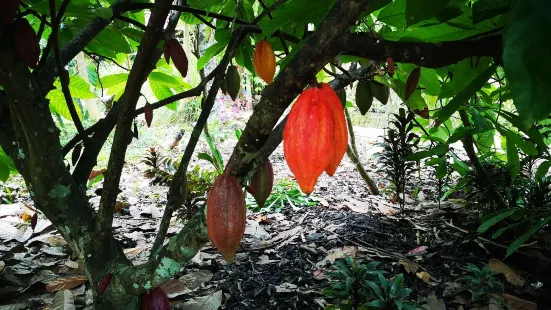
260,0,335,37
506,139,520,181
197,42,227,71
365,0,393,16
446,126,473,144
47,89,83,121
55,76,96,99
419,68,441,96
432,144,449,156
149,72,183,88
390,274,404,297
477,208,518,233
436,63,497,123
436,161,447,179
187,0,227,10
101,73,129,88
149,79,174,102
405,0,451,26
452,57,492,93
383,22,494,42
87,64,99,87
407,150,432,161
506,215,551,257
503,0,551,124
472,0,511,24
378,0,407,28
536,161,551,181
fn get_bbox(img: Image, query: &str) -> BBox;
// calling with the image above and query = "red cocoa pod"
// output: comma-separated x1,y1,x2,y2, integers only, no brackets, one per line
386,57,395,77
144,103,153,127
13,18,40,69
405,67,420,101
30,213,38,231
253,39,276,84
98,273,113,295
207,172,246,263
0,0,21,24
283,83,348,194
163,40,171,64
248,159,274,209
167,39,188,78
141,286,169,310
72,144,82,166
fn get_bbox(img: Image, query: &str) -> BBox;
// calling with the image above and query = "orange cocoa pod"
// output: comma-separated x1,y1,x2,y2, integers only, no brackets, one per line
206,172,246,263
13,18,40,69
253,39,276,84
386,57,395,77
144,103,153,127
141,287,169,310
405,67,420,101
248,159,274,209
167,39,188,78
283,84,336,194
98,273,113,295
0,0,21,24
320,84,348,176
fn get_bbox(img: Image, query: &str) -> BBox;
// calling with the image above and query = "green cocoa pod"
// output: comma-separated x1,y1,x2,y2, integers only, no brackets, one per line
369,81,390,105
355,81,373,115
226,65,240,101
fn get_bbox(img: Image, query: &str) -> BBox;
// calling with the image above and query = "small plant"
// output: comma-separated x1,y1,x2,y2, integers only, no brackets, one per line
375,108,419,211
460,264,504,302
323,255,419,310
245,177,317,212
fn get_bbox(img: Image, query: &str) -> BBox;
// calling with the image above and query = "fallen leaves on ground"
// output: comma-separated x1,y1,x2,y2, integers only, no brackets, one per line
488,258,525,286
45,274,87,292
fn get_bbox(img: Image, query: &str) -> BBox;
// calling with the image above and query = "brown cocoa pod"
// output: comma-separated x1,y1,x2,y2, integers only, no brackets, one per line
0,0,21,25
141,287,169,310
207,171,246,263
167,39,188,78
144,103,153,128
31,213,38,231
248,159,274,209
414,107,429,119
405,67,420,101
163,40,171,64
72,144,82,166
386,57,395,77
13,18,40,69
98,273,113,295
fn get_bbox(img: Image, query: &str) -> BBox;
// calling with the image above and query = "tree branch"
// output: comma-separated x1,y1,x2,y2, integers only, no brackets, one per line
339,33,502,68
95,0,173,244
116,15,147,30
252,0,286,24
149,26,252,257
48,0,86,143
228,0,371,178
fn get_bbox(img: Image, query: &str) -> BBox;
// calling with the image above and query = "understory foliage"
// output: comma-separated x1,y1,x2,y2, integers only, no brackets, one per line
322,255,418,310
0,0,550,307
375,108,419,210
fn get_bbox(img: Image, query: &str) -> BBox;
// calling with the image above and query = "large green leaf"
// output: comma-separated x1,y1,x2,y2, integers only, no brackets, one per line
506,215,551,257
477,208,518,233
260,0,335,36
472,0,511,24
435,63,497,123
452,57,492,93
0,147,17,181
101,74,129,88
377,0,407,28
187,0,227,10
506,138,520,181
503,0,551,124
405,0,450,26
47,90,83,121
149,72,184,88
54,76,96,99
419,68,441,96
383,20,494,42
197,42,227,71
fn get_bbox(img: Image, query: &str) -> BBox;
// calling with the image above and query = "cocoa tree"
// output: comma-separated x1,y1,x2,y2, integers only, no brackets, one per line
0,0,547,308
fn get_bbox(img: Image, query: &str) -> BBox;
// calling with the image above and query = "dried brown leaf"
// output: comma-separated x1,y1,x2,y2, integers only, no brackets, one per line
45,274,87,293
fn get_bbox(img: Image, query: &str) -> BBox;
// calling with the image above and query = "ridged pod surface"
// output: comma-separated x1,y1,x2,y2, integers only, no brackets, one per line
13,18,40,69
321,84,348,176
283,83,348,194
207,172,246,263
141,287,169,310
248,159,274,208
253,40,276,84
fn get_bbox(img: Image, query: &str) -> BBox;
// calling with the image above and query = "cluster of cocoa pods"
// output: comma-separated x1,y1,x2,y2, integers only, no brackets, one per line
283,83,348,194
2,0,40,69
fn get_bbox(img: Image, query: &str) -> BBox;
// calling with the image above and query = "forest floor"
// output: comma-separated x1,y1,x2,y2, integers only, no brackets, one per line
0,126,549,310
